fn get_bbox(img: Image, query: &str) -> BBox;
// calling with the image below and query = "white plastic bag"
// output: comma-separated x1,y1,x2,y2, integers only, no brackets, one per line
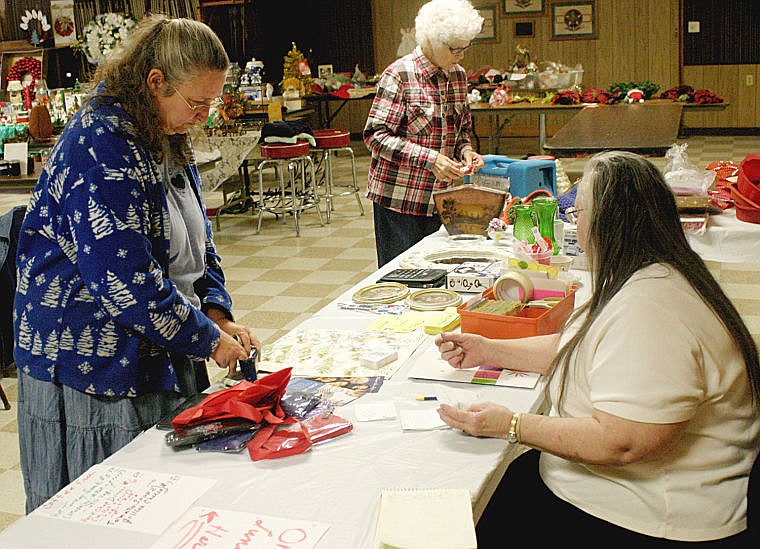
662,143,715,196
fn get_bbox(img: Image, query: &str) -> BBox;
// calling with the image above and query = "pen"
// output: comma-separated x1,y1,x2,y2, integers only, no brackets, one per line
416,396,438,401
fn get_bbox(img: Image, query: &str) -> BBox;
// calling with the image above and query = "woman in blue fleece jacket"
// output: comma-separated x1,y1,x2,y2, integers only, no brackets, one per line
13,15,260,512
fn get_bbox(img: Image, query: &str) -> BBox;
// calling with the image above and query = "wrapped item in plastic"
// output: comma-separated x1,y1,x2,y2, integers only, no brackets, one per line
281,390,323,420
195,429,259,453
302,413,353,445
662,143,716,196
165,418,260,449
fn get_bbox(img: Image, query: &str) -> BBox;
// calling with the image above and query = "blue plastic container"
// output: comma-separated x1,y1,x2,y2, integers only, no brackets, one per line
465,155,556,198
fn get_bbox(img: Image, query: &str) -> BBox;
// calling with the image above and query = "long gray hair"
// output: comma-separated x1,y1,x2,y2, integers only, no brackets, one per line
89,14,229,164
548,150,760,411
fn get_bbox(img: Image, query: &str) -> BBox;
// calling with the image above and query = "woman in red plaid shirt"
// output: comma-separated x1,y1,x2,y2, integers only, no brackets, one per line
363,0,485,267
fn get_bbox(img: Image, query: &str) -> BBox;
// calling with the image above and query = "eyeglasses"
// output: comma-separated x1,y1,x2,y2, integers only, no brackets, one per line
446,43,472,55
564,206,584,224
172,87,222,113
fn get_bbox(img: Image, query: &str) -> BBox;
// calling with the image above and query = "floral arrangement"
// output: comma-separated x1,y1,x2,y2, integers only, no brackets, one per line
660,85,723,104
76,13,137,66
488,217,508,233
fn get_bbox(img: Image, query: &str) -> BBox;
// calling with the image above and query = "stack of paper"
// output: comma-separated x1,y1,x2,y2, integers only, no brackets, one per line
374,487,477,549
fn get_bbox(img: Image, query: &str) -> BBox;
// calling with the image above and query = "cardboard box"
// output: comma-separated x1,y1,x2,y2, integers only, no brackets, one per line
458,286,576,339
446,261,502,293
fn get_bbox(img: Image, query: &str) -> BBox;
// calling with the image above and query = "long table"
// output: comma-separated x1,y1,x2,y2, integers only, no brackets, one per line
0,230,562,549
470,99,731,157
305,91,376,129
469,101,588,155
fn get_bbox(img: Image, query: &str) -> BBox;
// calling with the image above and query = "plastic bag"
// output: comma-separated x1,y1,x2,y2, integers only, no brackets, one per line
663,143,716,196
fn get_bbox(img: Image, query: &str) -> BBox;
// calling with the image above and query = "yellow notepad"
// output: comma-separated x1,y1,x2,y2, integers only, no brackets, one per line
375,487,477,549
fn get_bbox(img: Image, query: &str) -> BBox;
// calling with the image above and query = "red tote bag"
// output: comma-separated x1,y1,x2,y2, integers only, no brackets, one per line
172,368,312,460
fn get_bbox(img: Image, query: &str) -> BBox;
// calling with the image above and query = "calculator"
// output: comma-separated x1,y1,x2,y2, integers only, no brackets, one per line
377,268,448,288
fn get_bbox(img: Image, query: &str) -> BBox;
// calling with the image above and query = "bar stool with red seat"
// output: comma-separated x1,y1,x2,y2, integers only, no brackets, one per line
311,129,365,223
255,141,324,236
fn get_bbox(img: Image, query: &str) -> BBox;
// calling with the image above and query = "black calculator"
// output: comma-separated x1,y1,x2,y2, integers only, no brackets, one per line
377,268,448,288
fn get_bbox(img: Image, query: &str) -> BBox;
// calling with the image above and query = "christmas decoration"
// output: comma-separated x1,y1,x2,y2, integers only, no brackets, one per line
75,13,137,66
281,42,314,97
19,9,53,47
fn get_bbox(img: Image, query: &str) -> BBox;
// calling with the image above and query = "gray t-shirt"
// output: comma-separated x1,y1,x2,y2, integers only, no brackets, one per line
163,162,205,309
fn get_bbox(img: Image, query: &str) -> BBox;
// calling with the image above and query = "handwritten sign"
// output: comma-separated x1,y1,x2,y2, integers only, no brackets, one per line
34,465,216,535
151,506,330,549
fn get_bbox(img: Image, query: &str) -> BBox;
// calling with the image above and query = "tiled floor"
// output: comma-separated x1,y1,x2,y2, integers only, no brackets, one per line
1,134,759,534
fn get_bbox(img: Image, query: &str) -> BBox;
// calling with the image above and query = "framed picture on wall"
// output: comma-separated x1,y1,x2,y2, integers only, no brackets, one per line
514,21,535,37
551,1,597,40
473,5,499,43
503,0,544,16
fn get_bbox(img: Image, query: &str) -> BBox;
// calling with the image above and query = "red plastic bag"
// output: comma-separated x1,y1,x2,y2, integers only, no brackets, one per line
173,368,293,429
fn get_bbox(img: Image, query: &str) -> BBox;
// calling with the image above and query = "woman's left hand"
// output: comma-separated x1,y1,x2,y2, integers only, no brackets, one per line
213,317,261,377
438,402,513,439
462,149,485,173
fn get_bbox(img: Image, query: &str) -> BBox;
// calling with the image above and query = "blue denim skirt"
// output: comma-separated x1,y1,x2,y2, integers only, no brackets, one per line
15,364,203,513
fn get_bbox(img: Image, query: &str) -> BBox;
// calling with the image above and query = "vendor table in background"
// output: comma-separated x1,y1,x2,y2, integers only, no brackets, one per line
306,90,376,129
469,101,587,155
544,100,731,157
0,163,43,190
195,132,261,192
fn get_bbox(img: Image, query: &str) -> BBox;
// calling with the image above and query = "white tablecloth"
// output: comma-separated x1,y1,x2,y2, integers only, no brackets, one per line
195,132,260,192
0,233,545,549
686,208,760,262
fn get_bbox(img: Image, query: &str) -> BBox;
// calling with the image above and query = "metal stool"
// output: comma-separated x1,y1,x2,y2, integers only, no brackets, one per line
311,129,365,223
256,142,324,236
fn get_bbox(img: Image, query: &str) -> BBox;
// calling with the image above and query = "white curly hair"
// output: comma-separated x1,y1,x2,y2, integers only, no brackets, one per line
415,0,484,48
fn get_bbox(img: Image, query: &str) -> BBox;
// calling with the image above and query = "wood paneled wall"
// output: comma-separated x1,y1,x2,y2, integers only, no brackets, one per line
329,0,758,135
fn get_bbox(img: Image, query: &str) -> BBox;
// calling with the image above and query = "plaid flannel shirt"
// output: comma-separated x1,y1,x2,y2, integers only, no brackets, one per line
363,47,474,216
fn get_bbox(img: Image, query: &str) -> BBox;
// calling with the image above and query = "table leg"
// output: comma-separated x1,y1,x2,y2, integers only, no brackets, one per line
489,113,495,155
538,113,546,154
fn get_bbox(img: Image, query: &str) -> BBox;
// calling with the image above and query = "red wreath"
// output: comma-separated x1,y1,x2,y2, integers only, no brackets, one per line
7,56,43,83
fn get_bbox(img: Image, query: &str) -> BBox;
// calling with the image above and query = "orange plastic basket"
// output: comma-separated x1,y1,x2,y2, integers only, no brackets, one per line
458,286,576,339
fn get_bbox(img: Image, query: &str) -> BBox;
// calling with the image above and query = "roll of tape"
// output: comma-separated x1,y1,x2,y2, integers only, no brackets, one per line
494,272,534,303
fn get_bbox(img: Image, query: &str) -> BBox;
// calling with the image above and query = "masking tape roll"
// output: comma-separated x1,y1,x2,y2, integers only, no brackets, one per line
494,272,534,303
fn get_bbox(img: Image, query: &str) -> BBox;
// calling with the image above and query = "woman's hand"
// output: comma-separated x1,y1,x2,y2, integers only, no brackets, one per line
462,149,484,172
435,332,490,369
208,312,262,376
438,402,513,439
432,152,467,182
210,330,248,372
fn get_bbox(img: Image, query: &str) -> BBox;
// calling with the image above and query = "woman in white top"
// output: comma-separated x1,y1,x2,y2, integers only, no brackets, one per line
435,150,760,545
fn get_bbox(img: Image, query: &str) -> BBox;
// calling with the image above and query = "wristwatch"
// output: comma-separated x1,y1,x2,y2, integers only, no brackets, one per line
507,413,521,444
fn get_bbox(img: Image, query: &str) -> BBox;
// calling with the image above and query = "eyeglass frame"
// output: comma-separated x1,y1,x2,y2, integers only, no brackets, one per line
172,86,222,113
564,206,585,224
446,43,472,55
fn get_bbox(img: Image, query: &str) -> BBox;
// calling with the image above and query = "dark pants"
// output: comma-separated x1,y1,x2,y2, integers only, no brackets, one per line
477,449,749,548
373,202,441,267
